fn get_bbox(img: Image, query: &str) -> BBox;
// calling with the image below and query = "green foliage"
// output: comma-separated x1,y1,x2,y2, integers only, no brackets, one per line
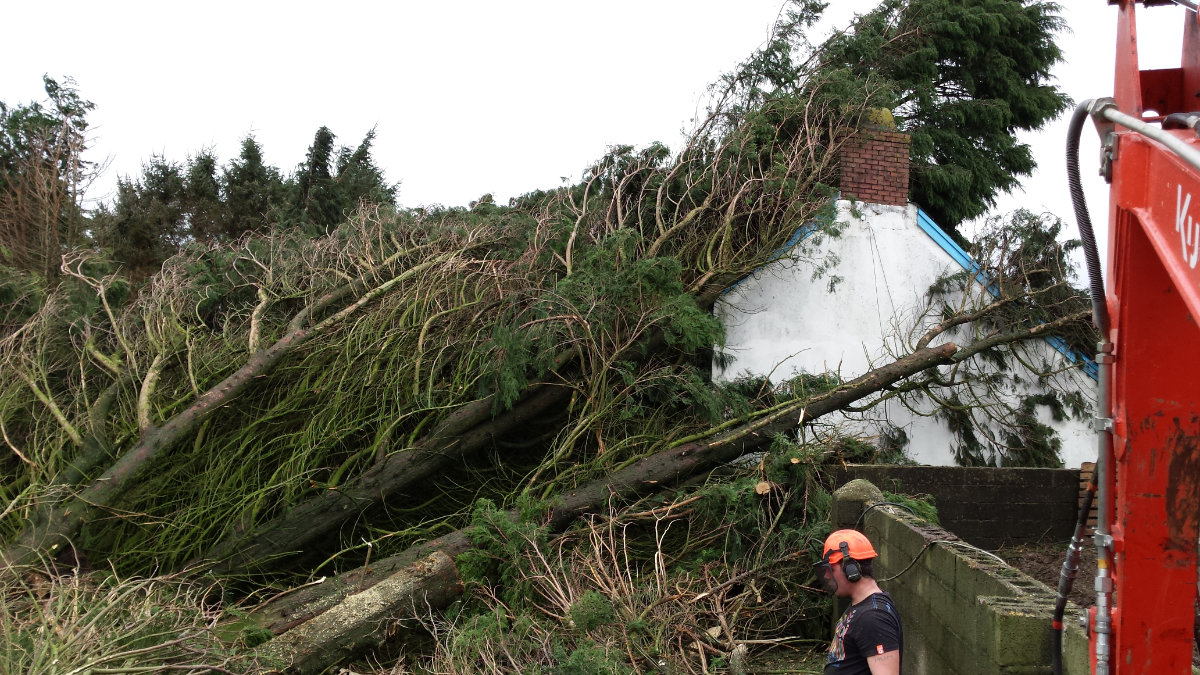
183,149,229,241
882,489,939,526
0,567,268,674
551,641,632,675
570,591,616,632
93,155,188,279
941,393,988,465
876,425,913,465
458,499,548,594
0,76,95,280
0,76,93,179
0,264,45,325
335,127,397,206
290,126,397,236
818,0,1069,232
223,135,286,239
969,209,1095,356
1002,394,1063,468
428,454,834,673
293,126,341,234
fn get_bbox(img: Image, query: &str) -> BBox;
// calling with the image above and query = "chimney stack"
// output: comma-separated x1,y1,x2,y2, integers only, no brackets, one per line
839,113,910,207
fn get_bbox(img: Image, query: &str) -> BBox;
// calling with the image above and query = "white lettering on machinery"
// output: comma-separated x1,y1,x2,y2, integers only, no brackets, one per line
1176,184,1200,269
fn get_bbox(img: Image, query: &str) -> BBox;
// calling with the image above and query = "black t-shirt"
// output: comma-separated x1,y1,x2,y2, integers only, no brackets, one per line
824,591,903,674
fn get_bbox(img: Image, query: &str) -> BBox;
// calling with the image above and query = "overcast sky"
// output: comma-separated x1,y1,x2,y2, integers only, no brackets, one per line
2,1,1189,269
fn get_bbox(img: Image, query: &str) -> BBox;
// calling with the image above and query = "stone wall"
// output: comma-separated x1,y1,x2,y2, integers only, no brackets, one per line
828,464,1081,550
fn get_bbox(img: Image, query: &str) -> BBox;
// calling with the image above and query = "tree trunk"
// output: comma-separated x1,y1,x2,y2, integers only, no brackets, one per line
0,256,457,575
203,303,726,575
252,551,462,675
251,530,474,635
249,341,958,632
201,382,570,574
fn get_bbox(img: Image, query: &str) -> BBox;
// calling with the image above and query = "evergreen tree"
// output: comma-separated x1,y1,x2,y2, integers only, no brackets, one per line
93,157,186,279
334,127,397,207
818,0,1069,232
291,127,397,235
182,150,228,242
222,136,284,239
293,126,344,234
0,76,95,280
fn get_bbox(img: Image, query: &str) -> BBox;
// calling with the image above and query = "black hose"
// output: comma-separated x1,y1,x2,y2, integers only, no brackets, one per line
1052,473,1097,675
1065,100,1111,335
1053,99,1112,675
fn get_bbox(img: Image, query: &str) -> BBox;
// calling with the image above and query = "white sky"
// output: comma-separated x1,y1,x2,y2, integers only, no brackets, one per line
1,1,1190,270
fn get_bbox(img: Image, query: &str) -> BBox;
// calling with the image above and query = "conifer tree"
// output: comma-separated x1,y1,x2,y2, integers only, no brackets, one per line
223,136,284,239
334,127,397,207
93,157,186,279
182,150,228,242
0,76,95,281
293,126,344,234
818,0,1069,232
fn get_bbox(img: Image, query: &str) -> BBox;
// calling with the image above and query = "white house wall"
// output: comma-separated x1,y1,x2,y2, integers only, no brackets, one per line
714,200,1098,468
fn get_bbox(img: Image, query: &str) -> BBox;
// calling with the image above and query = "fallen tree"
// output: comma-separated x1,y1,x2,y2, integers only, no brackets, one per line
0,3,1086,670
244,340,959,633
246,306,1088,637
2,51,869,576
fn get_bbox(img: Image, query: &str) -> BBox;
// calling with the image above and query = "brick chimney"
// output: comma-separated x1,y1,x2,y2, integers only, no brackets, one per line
839,118,910,207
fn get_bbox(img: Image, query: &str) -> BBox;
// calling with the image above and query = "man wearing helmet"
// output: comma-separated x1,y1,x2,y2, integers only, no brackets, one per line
816,529,903,674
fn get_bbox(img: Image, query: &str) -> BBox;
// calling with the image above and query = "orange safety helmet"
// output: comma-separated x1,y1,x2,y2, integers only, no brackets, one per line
820,529,877,565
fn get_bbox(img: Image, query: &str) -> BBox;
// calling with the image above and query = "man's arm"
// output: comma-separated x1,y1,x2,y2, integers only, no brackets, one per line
866,649,900,675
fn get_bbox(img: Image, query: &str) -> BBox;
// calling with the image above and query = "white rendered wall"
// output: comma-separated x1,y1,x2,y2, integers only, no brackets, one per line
714,200,1097,468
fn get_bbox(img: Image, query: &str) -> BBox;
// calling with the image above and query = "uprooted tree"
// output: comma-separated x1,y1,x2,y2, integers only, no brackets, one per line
0,0,1083,671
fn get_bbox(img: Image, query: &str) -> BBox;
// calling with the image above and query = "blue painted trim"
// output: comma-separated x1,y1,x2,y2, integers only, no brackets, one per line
916,209,973,270
914,208,1099,381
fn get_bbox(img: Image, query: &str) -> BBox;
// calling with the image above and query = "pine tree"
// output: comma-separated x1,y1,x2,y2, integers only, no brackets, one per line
334,128,397,207
223,136,284,239
93,157,186,279
0,76,95,281
183,150,228,242
818,0,1069,232
293,126,344,234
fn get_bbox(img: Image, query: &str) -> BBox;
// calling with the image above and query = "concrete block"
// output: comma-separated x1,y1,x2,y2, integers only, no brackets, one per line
955,551,1012,600
905,630,958,675
922,576,959,627
978,597,1055,667
1061,622,1090,675
993,658,1051,667
831,478,886,527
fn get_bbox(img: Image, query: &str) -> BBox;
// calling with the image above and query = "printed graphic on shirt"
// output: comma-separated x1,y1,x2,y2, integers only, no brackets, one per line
827,607,857,664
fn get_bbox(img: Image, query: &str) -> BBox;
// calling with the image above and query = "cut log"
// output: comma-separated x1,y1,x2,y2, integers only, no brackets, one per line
253,551,462,675
251,530,473,635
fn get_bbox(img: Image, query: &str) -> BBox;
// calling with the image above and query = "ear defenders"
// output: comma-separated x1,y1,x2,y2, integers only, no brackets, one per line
839,540,862,582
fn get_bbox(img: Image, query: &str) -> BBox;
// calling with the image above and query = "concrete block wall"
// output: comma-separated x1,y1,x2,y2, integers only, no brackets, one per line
832,480,1090,674
828,465,1080,550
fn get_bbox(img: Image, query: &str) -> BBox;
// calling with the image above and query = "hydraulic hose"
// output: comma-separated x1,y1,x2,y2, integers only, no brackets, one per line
1065,100,1111,336
1054,99,1117,675
1051,472,1097,675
